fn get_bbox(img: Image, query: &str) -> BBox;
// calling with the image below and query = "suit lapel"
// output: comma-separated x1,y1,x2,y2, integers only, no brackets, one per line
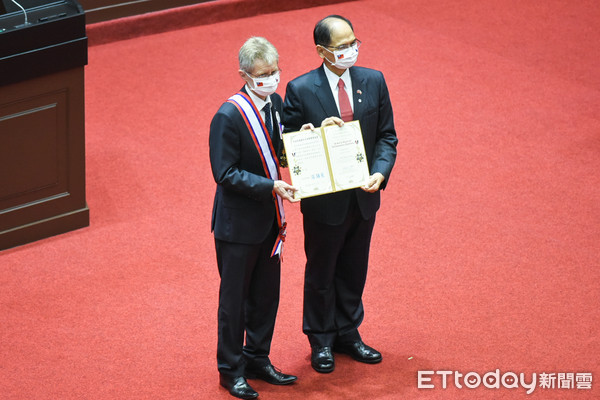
270,94,282,140
350,67,367,122
313,67,339,118
313,66,367,122
241,85,282,140
271,105,280,140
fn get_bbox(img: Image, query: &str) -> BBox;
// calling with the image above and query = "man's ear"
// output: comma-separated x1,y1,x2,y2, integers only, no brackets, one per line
316,45,327,60
239,70,252,87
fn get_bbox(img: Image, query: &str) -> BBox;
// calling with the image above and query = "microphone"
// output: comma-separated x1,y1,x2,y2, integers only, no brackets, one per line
10,0,29,27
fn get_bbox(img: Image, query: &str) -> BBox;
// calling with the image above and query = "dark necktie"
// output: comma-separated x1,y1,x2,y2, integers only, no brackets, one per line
263,102,273,137
338,79,354,122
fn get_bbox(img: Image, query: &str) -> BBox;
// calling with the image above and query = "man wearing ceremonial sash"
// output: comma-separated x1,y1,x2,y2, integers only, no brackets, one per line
209,37,299,400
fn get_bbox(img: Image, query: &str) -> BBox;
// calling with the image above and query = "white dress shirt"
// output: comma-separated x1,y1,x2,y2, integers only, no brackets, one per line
322,65,354,114
245,85,273,132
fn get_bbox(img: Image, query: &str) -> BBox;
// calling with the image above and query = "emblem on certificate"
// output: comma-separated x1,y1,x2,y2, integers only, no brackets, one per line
282,120,370,199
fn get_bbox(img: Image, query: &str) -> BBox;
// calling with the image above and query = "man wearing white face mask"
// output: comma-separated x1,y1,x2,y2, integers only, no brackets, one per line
209,37,299,399
283,15,398,374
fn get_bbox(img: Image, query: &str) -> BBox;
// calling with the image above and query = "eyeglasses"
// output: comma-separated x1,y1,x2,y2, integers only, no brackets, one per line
323,39,361,52
246,69,281,79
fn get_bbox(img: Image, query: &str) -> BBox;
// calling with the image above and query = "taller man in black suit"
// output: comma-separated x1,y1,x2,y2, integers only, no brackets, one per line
209,37,299,399
283,15,398,373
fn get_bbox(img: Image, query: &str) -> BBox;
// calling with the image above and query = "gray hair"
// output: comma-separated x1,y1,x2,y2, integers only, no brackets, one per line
238,37,279,73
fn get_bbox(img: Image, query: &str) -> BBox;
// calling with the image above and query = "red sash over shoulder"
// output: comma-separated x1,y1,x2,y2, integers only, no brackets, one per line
227,92,286,258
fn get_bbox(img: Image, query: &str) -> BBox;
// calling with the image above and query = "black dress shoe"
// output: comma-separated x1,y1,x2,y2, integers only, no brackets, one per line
246,364,297,385
219,375,258,399
311,346,335,373
333,340,382,364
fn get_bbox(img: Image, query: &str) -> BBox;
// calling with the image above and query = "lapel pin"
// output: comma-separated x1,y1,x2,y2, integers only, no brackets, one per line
357,89,362,95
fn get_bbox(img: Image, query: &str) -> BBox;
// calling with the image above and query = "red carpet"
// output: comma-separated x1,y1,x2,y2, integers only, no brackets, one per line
1,1,599,399
86,0,359,45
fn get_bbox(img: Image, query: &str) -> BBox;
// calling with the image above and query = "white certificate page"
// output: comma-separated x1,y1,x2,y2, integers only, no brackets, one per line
323,121,370,191
283,129,333,198
282,121,370,199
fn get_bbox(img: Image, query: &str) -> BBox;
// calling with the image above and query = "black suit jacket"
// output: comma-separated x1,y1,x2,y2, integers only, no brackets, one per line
209,87,284,244
283,66,398,225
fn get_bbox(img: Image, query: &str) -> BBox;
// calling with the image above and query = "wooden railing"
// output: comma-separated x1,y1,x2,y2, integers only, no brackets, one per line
78,0,211,23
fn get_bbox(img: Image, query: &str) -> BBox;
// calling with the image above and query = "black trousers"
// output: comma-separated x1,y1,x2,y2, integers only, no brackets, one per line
215,224,280,377
302,197,377,348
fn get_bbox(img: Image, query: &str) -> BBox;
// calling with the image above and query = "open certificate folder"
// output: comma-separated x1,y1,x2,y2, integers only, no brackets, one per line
282,120,370,199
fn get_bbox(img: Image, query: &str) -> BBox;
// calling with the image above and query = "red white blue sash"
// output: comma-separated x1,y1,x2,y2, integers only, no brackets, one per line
227,92,286,258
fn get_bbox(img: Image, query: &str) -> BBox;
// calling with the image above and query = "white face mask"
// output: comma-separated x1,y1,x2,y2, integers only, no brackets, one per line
247,71,280,97
324,42,359,69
